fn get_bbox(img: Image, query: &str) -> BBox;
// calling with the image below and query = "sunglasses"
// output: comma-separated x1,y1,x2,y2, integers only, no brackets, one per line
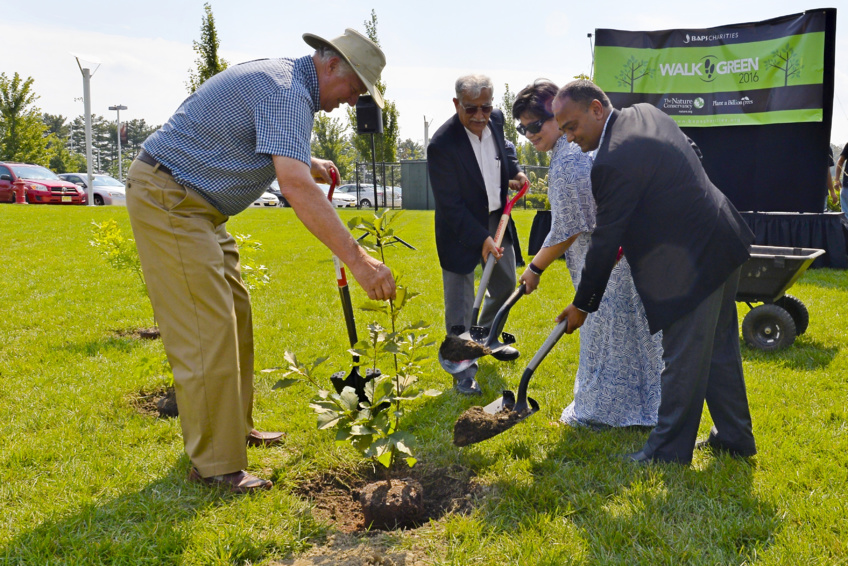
517,115,553,136
462,104,493,115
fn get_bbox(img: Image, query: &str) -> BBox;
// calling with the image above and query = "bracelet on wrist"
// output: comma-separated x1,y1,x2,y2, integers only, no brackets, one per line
528,263,544,276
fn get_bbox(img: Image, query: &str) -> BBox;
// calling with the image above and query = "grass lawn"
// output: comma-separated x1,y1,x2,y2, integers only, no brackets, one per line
0,204,846,565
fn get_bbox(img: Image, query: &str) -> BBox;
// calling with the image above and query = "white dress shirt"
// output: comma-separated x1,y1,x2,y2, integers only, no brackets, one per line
464,125,502,212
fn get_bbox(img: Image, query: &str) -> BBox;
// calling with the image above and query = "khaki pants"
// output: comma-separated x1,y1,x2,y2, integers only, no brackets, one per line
126,159,253,476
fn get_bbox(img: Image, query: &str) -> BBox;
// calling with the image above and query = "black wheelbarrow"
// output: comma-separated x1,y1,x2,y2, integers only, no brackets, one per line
736,245,825,351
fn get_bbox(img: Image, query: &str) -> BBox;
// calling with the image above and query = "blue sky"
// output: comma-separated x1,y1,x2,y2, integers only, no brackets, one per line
1,1,846,145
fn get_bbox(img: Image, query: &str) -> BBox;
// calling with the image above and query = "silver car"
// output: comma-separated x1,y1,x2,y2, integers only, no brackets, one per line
58,173,127,206
336,184,402,208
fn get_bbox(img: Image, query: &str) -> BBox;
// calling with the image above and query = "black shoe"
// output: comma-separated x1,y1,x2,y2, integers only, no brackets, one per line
617,450,653,464
491,346,520,362
695,437,756,458
453,376,482,395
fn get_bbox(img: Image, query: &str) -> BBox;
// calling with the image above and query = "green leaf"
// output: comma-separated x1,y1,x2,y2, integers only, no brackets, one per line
338,387,360,411
284,350,298,367
335,426,353,442
309,400,341,413
423,389,442,397
272,378,300,390
404,457,417,467
376,451,393,468
360,300,389,314
351,434,374,452
310,356,329,370
350,425,377,436
316,412,342,430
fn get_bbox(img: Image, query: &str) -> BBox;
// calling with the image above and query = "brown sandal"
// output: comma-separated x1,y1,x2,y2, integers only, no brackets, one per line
188,467,272,494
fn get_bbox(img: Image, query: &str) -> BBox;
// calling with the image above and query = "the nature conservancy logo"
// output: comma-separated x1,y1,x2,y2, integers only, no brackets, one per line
694,98,705,109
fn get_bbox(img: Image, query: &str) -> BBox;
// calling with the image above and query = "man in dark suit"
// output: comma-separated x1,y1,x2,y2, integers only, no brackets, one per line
428,74,529,394
553,80,757,464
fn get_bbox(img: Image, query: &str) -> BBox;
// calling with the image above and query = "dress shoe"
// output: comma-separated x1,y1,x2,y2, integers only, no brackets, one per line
695,437,756,458
246,429,285,447
453,376,482,395
188,467,272,494
490,346,520,362
617,450,653,464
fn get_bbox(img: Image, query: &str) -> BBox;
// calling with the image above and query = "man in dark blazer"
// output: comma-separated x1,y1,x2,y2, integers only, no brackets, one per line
428,74,529,394
554,80,756,464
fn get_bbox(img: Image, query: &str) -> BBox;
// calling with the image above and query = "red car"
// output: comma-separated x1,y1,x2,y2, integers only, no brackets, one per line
0,162,87,205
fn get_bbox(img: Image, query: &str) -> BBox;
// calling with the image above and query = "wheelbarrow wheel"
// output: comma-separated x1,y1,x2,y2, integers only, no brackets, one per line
774,294,809,335
742,304,796,351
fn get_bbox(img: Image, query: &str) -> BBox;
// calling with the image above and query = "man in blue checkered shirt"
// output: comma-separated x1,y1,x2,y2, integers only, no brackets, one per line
126,28,394,494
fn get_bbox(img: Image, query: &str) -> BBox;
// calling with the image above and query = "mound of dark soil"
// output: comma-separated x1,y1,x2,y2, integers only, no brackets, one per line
294,464,480,533
357,478,423,530
439,336,490,362
453,405,527,447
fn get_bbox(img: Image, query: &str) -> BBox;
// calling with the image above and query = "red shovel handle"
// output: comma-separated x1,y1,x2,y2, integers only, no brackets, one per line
326,168,338,202
493,180,530,247
504,180,529,216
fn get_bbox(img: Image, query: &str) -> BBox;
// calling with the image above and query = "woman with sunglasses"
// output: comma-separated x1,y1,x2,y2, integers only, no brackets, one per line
513,79,663,428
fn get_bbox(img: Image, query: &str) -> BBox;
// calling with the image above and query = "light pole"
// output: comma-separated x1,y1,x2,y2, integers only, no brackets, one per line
73,53,101,206
109,104,127,181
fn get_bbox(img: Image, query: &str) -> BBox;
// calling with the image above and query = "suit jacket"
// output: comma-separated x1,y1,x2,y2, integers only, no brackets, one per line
573,104,754,333
427,110,520,273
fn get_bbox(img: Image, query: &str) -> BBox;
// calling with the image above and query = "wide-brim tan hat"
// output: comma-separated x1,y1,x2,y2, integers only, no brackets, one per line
303,28,386,108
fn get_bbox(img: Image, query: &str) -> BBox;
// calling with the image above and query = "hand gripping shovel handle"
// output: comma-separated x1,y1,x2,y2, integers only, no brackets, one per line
512,318,568,413
470,180,530,325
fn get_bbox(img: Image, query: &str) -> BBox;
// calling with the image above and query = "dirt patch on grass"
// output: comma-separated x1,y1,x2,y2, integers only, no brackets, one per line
130,386,178,418
114,327,160,340
294,464,481,535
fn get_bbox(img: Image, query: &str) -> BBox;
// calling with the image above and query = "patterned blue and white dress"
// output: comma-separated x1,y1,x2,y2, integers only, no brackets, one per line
545,137,663,427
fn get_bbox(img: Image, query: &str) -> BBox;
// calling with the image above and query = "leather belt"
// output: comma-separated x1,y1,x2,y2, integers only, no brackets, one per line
137,150,173,176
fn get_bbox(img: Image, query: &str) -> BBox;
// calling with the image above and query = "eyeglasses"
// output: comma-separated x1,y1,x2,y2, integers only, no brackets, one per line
517,115,553,136
462,104,493,115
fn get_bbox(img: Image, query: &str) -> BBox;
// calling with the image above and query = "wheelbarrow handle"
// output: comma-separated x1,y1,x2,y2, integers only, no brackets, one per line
514,318,568,413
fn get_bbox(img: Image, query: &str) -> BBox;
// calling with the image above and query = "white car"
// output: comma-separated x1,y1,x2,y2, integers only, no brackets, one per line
250,192,279,207
58,173,126,206
317,184,357,208
335,184,402,208
265,180,356,208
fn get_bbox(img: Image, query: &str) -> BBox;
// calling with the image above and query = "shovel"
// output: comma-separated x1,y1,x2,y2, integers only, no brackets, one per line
470,180,529,326
324,169,380,401
438,181,529,373
438,283,526,374
452,319,568,447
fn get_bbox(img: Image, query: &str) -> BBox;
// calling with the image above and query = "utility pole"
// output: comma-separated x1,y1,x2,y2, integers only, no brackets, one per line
74,54,101,206
109,105,127,181
423,116,434,158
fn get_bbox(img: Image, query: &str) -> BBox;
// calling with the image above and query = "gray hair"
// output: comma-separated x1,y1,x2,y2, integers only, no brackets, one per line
315,45,355,76
455,74,493,102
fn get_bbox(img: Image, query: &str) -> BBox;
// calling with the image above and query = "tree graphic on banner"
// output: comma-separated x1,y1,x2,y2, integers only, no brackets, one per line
765,44,803,87
616,56,653,93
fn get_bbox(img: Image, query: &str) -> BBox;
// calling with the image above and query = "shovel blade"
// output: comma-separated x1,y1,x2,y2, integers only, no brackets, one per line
483,389,540,422
438,351,477,374
330,366,381,404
